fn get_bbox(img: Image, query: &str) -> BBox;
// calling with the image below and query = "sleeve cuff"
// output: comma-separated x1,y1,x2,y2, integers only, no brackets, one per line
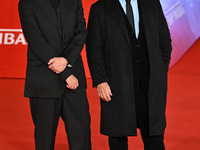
93,78,109,88
59,67,73,81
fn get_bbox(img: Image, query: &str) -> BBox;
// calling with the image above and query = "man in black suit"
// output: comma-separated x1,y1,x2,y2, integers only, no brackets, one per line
86,0,172,149
18,0,91,150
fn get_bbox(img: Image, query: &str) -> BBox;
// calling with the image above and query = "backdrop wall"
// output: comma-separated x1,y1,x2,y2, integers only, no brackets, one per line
0,0,199,78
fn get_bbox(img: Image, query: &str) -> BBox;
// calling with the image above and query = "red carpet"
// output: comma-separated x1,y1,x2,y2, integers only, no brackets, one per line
0,38,200,150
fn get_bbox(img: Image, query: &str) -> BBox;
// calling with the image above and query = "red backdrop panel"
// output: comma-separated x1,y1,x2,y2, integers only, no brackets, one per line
0,1,25,78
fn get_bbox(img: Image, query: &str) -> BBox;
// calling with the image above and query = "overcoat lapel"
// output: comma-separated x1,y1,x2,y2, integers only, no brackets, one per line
36,0,58,26
104,0,131,48
138,0,150,38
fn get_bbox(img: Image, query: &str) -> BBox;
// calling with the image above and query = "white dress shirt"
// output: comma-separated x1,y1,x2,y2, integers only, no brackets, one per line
119,0,140,39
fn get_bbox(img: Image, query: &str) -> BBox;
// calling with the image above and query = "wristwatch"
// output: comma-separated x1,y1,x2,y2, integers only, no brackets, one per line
67,63,72,68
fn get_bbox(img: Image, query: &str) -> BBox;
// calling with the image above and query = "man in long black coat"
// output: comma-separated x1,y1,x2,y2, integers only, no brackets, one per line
86,0,172,149
18,0,91,149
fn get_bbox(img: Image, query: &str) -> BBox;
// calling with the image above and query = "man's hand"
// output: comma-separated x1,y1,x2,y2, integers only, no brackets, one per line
97,82,113,102
66,75,79,90
48,57,68,74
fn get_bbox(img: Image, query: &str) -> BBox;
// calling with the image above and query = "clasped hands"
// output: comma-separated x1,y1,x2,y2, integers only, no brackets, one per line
48,57,79,90
97,82,113,102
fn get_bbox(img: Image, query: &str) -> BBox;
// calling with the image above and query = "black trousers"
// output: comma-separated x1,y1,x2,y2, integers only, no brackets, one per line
109,134,164,150
109,81,165,150
29,89,91,150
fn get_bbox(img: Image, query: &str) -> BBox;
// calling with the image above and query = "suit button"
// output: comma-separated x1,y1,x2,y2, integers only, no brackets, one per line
125,67,129,72
125,49,129,53
136,60,143,63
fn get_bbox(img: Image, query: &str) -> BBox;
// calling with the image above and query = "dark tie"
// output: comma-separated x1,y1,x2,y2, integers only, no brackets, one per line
126,0,135,30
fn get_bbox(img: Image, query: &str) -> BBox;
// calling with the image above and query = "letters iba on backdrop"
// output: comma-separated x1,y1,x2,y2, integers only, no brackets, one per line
0,29,27,45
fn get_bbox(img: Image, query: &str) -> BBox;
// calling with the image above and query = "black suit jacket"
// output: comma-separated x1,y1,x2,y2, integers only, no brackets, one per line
19,0,87,98
86,0,172,136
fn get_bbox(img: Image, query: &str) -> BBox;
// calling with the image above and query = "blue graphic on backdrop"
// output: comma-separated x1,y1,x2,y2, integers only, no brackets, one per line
160,0,200,67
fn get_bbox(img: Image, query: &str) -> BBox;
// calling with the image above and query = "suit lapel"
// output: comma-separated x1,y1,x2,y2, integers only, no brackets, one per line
60,0,74,17
104,0,131,48
60,0,75,31
37,0,58,26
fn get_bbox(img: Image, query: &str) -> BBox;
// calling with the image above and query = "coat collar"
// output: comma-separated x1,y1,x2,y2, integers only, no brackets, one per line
104,0,131,47
103,0,150,47
138,0,150,32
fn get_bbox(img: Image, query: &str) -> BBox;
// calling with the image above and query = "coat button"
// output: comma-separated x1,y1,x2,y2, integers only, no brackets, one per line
136,45,141,48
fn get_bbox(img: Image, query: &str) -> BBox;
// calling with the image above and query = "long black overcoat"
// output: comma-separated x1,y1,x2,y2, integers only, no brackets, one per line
86,0,172,136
